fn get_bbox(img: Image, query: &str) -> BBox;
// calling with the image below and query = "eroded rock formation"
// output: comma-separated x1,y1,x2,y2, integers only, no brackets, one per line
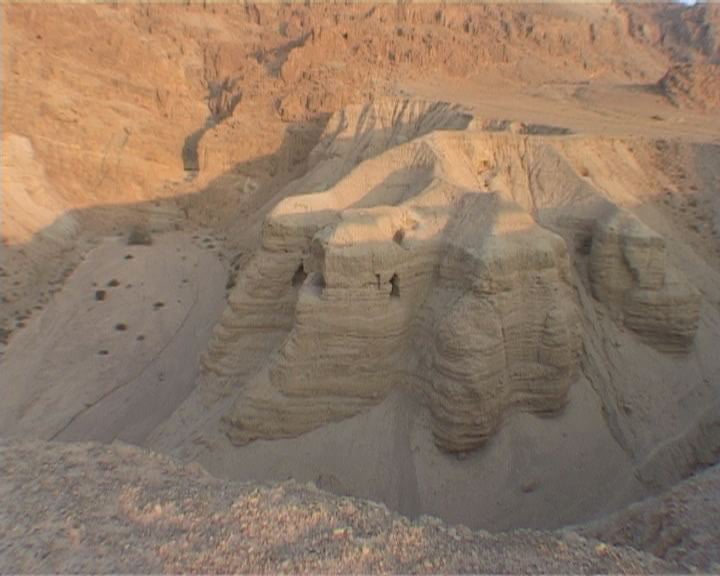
589,208,701,354
426,204,580,451
203,99,702,452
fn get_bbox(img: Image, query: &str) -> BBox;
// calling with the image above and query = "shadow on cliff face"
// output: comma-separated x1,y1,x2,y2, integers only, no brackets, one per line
1,109,463,340
3,120,720,513
2,115,720,536
4,123,720,353
182,127,208,173
0,116,325,343
182,79,244,173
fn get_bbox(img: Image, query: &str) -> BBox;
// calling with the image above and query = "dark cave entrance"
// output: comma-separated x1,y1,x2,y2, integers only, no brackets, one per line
390,273,400,298
292,263,308,287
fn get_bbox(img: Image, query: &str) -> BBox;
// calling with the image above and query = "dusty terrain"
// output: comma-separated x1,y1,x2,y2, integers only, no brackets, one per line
2,1,720,573
581,461,720,573
0,439,678,574
0,231,225,443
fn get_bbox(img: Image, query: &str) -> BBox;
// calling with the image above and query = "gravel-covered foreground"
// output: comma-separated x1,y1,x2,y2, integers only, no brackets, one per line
0,440,674,574
580,462,720,572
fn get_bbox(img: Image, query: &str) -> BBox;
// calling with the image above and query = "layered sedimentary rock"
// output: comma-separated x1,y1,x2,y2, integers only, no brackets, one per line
202,99,471,380
211,99,702,452
216,100,585,451
589,208,701,354
426,204,580,451
225,194,581,452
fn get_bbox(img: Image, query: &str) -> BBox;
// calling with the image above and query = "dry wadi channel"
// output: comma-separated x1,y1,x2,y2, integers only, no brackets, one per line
2,2,720,573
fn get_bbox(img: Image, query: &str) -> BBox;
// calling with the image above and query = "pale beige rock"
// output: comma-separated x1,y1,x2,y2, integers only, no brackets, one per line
1,134,78,246
223,102,584,452
213,98,708,452
589,208,701,354
427,206,580,451
185,99,709,460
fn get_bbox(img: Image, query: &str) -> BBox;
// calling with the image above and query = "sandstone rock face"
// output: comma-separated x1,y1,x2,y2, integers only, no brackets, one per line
659,63,720,111
1,134,78,246
589,208,701,354
218,100,585,452
209,99,702,452
426,206,580,451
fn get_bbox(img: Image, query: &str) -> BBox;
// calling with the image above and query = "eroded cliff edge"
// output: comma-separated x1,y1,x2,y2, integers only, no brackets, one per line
200,99,710,456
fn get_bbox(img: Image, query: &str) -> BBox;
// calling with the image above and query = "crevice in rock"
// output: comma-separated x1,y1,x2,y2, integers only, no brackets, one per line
292,263,308,287
390,273,400,297
182,78,243,173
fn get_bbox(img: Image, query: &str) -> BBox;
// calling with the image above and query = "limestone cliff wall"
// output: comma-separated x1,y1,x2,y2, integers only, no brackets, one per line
209,99,702,452
589,208,701,354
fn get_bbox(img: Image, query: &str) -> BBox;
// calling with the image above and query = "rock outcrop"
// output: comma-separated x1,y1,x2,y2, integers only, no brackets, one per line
581,460,720,572
589,208,701,354
218,101,587,452
426,203,580,451
203,99,702,452
659,63,720,111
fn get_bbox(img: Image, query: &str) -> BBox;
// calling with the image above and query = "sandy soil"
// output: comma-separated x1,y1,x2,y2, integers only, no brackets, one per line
0,231,226,444
403,78,720,144
149,378,643,532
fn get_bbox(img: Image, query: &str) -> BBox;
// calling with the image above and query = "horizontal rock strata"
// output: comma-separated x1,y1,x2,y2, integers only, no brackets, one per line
211,99,702,451
589,208,701,354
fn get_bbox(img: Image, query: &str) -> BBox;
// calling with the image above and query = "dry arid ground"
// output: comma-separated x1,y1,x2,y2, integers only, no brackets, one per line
1,1,720,573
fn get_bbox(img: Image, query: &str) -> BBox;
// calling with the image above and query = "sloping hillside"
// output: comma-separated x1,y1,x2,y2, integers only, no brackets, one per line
0,439,675,574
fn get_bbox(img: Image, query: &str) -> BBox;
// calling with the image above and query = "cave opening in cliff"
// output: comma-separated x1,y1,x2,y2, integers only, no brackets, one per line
390,273,400,297
292,263,308,287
